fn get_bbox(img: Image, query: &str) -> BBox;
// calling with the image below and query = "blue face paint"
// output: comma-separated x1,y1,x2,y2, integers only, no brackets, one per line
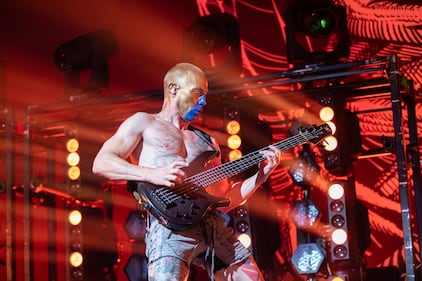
183,95,206,121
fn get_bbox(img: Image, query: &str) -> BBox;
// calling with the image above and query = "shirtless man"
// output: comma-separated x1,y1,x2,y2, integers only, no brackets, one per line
92,62,281,281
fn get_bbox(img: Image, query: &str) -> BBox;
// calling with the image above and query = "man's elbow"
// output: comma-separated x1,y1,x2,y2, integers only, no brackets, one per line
91,156,104,176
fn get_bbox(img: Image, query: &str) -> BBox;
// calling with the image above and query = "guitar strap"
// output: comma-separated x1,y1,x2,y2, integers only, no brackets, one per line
188,125,220,158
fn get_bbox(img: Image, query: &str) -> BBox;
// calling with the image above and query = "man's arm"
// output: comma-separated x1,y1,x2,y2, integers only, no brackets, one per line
92,112,187,187
219,146,281,213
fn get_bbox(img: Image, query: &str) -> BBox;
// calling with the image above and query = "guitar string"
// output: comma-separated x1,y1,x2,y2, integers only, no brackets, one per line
157,130,323,204
157,130,319,204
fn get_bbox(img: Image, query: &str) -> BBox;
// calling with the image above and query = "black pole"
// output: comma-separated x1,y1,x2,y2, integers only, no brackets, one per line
388,55,416,281
403,80,422,279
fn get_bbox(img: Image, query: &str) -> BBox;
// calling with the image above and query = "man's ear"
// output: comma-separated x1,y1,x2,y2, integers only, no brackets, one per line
169,83,179,96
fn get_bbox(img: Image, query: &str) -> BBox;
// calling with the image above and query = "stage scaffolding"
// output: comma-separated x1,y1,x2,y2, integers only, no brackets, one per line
2,55,420,281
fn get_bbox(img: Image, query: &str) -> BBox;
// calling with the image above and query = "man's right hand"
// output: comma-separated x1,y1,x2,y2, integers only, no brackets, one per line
145,161,188,187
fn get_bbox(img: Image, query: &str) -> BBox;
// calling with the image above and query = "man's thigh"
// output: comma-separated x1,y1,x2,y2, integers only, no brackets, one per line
148,256,190,281
214,256,264,281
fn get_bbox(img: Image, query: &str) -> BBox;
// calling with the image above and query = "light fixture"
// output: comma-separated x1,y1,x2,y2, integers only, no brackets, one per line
327,181,350,261
124,254,148,281
230,205,254,254
54,29,119,94
285,0,350,64
291,243,325,275
65,126,82,197
288,143,320,186
183,13,242,80
224,105,243,161
124,210,147,242
314,91,362,175
291,199,321,229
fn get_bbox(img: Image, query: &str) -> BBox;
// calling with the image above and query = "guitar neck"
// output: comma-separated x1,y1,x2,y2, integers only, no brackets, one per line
186,131,312,188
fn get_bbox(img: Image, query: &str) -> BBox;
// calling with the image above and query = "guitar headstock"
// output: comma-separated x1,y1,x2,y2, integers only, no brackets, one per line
299,123,333,145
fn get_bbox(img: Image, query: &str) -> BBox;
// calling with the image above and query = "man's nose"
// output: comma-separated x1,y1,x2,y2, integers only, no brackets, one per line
199,95,206,105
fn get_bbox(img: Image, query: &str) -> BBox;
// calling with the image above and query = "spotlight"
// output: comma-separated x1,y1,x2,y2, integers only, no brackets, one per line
291,243,325,275
183,13,242,80
288,143,320,186
54,29,119,94
124,210,147,242
124,254,148,281
291,199,321,229
285,0,349,64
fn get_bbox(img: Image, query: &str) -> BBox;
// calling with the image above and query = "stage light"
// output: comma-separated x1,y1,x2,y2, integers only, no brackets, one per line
67,152,80,166
285,0,350,64
327,181,350,261
54,29,119,94
70,268,83,280
291,199,321,229
66,138,79,152
65,126,82,197
183,13,241,80
329,274,347,281
228,149,242,162
69,251,83,267
235,219,249,233
230,205,253,254
315,91,361,175
226,120,240,135
224,105,242,161
288,143,320,186
328,183,344,199
227,134,242,150
124,254,148,281
68,210,82,226
237,233,252,249
319,106,335,122
124,210,147,242
331,229,347,245
291,243,325,275
67,166,81,181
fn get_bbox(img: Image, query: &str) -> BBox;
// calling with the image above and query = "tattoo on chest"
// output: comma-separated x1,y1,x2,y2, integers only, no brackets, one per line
154,134,184,154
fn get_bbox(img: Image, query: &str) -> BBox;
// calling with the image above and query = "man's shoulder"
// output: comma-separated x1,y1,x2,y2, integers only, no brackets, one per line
126,112,156,123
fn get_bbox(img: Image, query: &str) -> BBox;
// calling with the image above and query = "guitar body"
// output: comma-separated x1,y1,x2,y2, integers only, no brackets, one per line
132,151,230,231
136,182,230,230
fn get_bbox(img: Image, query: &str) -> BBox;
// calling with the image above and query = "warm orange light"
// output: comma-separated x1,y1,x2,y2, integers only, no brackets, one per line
328,183,344,200
319,106,335,122
67,152,80,166
228,149,242,161
331,277,345,281
331,228,348,245
66,138,79,153
67,166,81,181
227,134,242,149
326,121,336,134
68,210,82,226
237,233,252,248
226,120,240,135
323,136,338,151
69,251,83,267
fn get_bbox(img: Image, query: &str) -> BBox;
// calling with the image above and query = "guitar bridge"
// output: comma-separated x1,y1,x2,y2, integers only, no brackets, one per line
152,188,176,209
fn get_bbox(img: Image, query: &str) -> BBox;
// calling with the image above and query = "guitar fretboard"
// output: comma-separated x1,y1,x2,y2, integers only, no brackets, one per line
185,131,315,188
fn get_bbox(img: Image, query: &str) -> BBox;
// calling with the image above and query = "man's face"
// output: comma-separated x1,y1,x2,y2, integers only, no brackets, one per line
177,88,207,121
175,74,208,121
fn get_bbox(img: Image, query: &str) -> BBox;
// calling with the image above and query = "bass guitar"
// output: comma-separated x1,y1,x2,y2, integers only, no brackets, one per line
128,123,332,230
